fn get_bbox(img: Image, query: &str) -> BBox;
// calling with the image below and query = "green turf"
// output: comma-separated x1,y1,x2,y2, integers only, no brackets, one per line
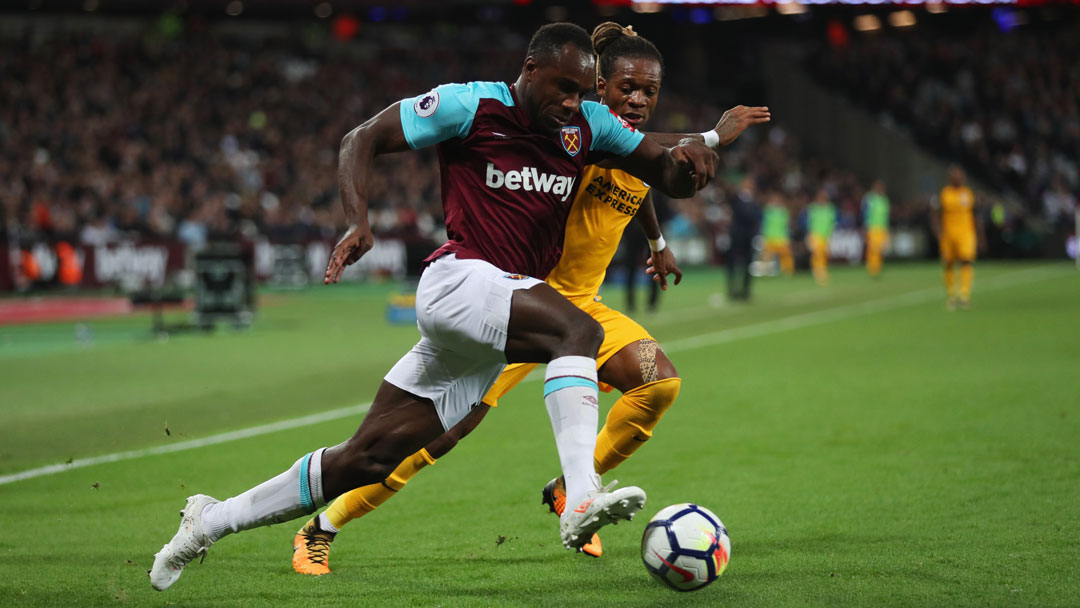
1,262,1078,607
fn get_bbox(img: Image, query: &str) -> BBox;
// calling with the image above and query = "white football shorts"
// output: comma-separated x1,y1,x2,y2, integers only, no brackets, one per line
384,253,543,430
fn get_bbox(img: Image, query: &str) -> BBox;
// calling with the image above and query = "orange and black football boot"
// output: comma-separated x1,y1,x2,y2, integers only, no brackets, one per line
542,476,602,557
292,518,335,575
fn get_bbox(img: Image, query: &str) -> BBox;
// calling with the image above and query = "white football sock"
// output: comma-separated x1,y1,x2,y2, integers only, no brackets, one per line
201,448,326,542
317,511,339,534
544,356,602,510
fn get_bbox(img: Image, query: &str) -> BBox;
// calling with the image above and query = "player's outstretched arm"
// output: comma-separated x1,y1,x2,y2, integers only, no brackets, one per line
326,103,413,284
615,136,718,198
644,105,771,148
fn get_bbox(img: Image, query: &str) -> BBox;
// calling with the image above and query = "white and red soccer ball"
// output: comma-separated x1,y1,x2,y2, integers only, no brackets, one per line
641,503,731,592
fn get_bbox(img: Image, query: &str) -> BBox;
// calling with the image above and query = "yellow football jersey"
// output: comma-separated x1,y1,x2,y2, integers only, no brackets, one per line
939,185,976,235
545,165,651,299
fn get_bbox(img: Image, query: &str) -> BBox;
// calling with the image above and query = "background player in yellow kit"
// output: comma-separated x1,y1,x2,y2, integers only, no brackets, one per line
806,188,837,285
760,192,794,276
862,179,890,278
290,22,769,572
933,166,978,309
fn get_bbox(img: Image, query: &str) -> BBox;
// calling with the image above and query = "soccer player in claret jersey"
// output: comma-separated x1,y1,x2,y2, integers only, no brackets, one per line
290,22,769,574
149,23,720,591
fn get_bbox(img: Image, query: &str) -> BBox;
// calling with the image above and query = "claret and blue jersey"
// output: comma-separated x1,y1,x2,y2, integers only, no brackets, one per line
398,81,644,279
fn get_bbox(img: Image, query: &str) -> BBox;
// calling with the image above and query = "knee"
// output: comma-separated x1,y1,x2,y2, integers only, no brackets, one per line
559,311,604,357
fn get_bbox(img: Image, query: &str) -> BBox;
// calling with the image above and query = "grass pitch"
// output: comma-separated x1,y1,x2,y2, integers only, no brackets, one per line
1,262,1078,607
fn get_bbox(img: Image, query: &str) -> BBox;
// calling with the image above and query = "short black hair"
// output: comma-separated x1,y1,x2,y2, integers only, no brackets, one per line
527,23,595,66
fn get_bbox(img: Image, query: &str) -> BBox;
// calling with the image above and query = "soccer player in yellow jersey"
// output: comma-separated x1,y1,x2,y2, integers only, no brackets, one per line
806,188,837,285
862,180,890,278
933,166,978,309
760,193,794,276
290,23,769,573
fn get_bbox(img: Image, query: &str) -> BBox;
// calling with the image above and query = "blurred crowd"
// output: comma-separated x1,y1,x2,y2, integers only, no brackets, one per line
0,19,907,258
2,16,1074,267
813,20,1080,230
0,21,525,249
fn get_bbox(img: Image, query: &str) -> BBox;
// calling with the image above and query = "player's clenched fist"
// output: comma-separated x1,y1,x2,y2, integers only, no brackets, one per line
324,223,374,284
671,139,719,191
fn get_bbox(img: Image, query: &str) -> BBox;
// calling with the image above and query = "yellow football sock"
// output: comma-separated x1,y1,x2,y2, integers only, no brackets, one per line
960,264,973,300
943,264,956,297
867,247,881,277
594,377,681,475
780,247,794,276
325,448,436,530
812,245,828,284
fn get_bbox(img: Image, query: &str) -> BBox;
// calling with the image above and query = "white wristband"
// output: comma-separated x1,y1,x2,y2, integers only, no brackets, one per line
648,235,667,252
701,129,720,148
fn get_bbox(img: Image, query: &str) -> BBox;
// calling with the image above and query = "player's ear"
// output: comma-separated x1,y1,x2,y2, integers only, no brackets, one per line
596,75,608,95
523,57,538,82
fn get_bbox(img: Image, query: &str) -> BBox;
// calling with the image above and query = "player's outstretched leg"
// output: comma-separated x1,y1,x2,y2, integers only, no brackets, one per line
150,381,445,591
504,282,646,550
291,405,489,575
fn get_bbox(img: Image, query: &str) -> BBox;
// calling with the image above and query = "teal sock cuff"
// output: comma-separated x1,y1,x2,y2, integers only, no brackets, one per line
544,376,598,398
299,452,315,513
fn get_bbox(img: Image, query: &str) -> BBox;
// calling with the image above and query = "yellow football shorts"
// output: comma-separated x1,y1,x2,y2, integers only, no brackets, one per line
806,234,828,254
940,230,976,263
481,295,654,407
866,228,889,251
762,237,790,252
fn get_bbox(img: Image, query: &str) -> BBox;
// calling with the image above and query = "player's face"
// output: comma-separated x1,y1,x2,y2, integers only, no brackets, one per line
597,57,662,128
522,45,596,135
949,167,965,186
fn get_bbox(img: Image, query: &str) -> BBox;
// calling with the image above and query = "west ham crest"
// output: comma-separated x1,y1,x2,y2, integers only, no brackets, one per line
560,126,581,157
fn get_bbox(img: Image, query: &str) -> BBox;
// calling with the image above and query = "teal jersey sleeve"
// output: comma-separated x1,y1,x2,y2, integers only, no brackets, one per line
580,101,645,157
398,81,513,150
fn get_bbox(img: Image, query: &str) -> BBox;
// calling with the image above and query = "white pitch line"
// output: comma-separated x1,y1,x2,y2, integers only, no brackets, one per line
662,265,1067,353
0,402,373,486
0,265,1067,487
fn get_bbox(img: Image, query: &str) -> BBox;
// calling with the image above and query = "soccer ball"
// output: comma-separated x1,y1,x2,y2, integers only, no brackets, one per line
640,503,730,592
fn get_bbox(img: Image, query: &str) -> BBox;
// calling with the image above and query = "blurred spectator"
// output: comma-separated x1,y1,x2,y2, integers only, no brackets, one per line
813,20,1080,220
0,22,522,246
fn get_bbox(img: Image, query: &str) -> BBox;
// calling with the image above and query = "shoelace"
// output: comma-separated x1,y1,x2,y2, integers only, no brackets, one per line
302,530,332,565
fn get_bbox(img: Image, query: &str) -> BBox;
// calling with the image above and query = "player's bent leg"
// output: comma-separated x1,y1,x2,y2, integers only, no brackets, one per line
541,337,680,556
503,282,604,363
504,283,644,548
595,340,681,475
293,404,491,575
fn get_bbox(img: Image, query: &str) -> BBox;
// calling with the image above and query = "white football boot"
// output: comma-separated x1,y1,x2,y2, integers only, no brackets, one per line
559,480,645,550
149,494,219,591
